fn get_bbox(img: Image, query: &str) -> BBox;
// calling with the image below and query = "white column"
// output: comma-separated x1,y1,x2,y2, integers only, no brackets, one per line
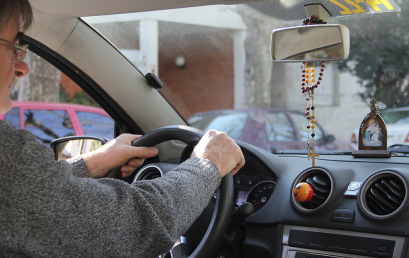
139,20,159,76
233,30,246,109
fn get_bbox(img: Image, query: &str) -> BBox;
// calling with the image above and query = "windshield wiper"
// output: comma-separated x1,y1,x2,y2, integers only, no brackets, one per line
388,144,409,155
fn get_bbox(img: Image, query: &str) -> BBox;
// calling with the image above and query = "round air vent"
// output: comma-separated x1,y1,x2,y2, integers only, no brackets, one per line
132,164,163,183
291,168,333,213
359,171,407,220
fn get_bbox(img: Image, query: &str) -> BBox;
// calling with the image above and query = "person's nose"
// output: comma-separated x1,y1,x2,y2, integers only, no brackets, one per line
14,60,29,78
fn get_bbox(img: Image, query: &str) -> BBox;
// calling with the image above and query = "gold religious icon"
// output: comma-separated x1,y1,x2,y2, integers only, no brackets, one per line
308,148,319,167
352,99,390,158
358,99,387,150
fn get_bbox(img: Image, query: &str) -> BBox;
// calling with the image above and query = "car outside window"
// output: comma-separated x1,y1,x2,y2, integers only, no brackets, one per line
4,107,20,129
76,111,115,140
290,113,324,142
265,112,296,141
382,110,409,124
189,112,249,139
24,110,75,144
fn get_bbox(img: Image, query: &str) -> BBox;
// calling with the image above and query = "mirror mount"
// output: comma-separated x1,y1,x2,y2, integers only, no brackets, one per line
305,4,331,22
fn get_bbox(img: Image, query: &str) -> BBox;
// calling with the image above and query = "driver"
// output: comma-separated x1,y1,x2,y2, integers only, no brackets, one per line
0,0,245,257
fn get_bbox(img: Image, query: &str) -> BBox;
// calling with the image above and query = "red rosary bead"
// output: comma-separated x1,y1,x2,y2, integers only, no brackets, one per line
321,68,324,72
317,81,321,84
318,77,322,81
306,107,310,110
319,72,323,76
321,63,326,67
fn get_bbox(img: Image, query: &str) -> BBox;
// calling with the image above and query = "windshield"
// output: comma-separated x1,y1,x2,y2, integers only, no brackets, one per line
82,0,408,152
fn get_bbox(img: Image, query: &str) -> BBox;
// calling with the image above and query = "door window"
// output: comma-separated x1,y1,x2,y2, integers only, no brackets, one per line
24,110,75,145
76,111,115,140
4,107,20,129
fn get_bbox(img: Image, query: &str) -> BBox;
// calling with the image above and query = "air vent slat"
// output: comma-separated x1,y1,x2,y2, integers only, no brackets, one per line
306,177,330,193
370,187,398,210
309,196,325,205
382,180,404,198
376,182,403,204
313,191,327,200
313,175,330,187
362,173,406,218
368,197,391,215
390,179,404,190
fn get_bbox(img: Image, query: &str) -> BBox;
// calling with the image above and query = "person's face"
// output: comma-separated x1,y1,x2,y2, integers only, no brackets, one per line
0,14,30,114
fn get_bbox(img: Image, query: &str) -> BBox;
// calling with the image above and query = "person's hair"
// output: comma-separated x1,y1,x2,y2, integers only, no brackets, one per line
0,0,33,32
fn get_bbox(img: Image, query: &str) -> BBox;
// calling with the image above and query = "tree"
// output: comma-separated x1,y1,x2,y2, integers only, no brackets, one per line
337,1,409,107
18,52,60,102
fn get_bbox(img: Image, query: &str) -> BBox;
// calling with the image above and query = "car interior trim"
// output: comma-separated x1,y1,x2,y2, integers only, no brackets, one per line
282,225,405,258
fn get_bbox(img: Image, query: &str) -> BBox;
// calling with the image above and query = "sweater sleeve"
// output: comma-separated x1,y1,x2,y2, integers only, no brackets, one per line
67,156,91,178
0,120,222,257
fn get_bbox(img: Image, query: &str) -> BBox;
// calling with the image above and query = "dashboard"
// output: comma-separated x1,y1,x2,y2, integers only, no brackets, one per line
134,140,409,258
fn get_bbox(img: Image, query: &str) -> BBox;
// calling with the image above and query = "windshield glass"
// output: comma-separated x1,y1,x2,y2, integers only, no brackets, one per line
83,0,408,152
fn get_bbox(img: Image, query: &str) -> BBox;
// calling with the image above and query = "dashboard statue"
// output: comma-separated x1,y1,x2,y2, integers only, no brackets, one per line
352,99,390,157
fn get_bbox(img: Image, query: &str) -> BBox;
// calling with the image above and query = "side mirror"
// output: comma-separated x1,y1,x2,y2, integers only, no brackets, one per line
271,24,350,62
50,136,108,161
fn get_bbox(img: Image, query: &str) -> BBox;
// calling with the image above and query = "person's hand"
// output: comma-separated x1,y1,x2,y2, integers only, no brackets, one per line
82,134,158,178
191,130,245,177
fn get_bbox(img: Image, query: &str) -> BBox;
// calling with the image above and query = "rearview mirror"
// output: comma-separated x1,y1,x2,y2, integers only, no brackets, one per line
271,24,350,62
50,136,108,161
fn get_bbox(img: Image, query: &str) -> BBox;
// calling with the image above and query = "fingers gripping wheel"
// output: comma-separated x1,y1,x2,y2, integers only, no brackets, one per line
107,125,234,258
104,125,205,179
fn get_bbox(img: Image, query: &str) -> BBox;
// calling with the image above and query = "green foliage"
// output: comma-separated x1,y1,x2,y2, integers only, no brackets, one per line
59,89,101,107
10,91,18,100
337,1,409,108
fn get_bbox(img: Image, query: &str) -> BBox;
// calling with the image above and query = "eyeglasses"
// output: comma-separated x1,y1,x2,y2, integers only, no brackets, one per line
0,38,28,61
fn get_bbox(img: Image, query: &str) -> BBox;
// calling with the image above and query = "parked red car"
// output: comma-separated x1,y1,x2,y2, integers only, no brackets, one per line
188,109,354,153
0,101,115,145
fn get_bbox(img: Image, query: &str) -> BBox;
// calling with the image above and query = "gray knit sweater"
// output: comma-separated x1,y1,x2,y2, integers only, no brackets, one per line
0,120,221,257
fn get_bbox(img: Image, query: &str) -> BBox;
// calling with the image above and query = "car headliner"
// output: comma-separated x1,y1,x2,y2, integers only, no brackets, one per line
29,0,275,18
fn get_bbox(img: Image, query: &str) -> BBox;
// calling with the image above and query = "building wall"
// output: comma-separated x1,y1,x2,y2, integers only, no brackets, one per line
60,73,82,100
158,25,235,120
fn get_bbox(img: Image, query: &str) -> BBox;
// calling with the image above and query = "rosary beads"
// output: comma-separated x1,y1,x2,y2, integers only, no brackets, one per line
301,62,325,157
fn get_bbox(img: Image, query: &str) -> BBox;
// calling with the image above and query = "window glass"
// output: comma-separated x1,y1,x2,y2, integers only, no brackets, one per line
290,113,324,141
9,51,114,142
188,112,248,139
382,110,409,124
265,112,296,141
24,110,75,145
4,107,20,129
76,112,115,140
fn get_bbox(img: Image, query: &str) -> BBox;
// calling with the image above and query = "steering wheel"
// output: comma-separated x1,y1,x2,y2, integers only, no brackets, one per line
107,125,233,258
